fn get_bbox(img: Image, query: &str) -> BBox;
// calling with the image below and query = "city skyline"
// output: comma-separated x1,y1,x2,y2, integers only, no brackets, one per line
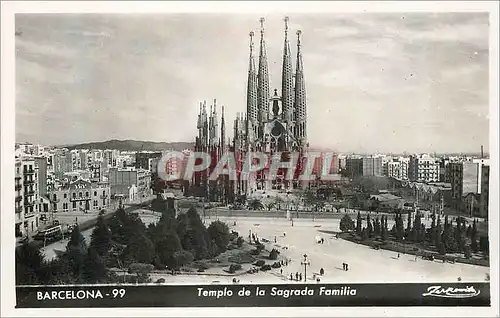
15,13,489,153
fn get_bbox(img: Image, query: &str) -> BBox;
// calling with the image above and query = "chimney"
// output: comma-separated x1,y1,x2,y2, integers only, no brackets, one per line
481,145,484,159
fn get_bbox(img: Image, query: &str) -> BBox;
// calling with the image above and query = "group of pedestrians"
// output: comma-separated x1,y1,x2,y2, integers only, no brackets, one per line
342,262,349,271
290,272,303,281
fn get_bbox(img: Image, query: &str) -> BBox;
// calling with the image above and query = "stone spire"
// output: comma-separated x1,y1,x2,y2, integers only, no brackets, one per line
281,16,294,123
246,31,258,125
220,105,226,156
257,17,270,126
294,30,307,146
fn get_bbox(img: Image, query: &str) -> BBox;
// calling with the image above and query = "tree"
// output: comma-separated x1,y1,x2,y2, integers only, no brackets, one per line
207,221,230,253
366,214,373,238
479,236,489,258
361,227,368,241
439,242,446,255
356,211,362,235
265,202,276,211
182,207,215,260
471,219,479,252
248,199,264,210
340,214,355,232
442,216,458,253
172,250,194,269
374,216,381,236
90,215,112,257
381,215,388,241
405,211,412,239
66,225,87,279
122,233,155,265
395,213,405,241
155,230,182,268
15,242,46,285
236,236,244,247
269,248,279,260
83,247,107,283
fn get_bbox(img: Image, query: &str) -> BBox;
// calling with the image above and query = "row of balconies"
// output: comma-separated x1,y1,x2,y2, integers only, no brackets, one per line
23,199,34,207
15,195,22,202
23,168,35,174
15,184,22,191
24,179,35,185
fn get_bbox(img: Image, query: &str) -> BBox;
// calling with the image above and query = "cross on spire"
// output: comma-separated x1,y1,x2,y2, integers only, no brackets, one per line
260,17,265,35
284,16,289,35
296,30,302,46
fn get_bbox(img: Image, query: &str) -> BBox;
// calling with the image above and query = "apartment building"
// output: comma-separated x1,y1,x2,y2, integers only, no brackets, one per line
108,167,152,200
15,158,41,238
49,179,110,213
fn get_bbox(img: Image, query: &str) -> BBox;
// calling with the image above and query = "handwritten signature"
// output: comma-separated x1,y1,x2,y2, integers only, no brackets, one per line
422,285,481,298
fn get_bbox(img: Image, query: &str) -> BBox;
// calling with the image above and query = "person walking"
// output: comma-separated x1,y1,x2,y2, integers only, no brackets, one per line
290,273,293,280
320,268,324,276
280,268,283,275
274,236,277,243
398,253,400,259
346,263,349,271
295,272,299,281
299,273,303,281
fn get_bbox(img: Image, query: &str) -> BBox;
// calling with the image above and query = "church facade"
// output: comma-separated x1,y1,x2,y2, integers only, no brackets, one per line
191,17,309,202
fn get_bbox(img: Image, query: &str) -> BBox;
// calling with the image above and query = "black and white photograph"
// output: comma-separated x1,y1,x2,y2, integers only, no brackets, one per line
1,1,498,317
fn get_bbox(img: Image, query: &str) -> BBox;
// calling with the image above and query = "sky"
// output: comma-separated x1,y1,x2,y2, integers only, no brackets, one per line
15,13,489,154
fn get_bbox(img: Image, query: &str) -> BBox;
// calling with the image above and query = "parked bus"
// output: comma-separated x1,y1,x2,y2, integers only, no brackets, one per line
34,225,63,244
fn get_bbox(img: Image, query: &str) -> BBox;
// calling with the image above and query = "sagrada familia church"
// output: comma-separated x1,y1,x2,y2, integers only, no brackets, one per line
191,17,309,202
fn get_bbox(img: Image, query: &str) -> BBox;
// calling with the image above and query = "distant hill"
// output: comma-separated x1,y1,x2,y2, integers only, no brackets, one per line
64,139,194,152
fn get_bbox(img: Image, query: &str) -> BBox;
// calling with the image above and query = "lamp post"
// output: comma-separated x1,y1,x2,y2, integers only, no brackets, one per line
301,254,310,282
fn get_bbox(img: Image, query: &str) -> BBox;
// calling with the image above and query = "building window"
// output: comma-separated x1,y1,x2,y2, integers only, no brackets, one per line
94,191,97,196
64,193,67,199
102,190,105,196
73,193,76,199
93,200,98,207
86,191,89,197
53,194,57,201
79,192,83,198
72,202,76,209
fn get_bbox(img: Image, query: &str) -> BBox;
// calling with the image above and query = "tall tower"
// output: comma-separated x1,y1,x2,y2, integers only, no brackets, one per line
246,31,258,144
294,30,307,147
257,17,270,128
220,105,226,156
281,16,294,123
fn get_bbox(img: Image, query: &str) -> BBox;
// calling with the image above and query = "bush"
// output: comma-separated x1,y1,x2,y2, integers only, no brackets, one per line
268,249,280,260
156,278,165,284
260,264,271,271
228,252,256,264
253,260,265,267
207,221,231,253
250,249,260,255
340,214,355,232
128,263,154,274
271,262,281,268
228,264,242,273
236,237,244,247
194,261,209,270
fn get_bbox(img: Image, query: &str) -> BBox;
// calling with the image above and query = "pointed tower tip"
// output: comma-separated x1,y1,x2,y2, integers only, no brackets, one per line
260,17,265,34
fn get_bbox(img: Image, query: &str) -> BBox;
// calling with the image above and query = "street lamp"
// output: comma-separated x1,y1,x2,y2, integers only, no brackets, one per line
301,254,310,282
